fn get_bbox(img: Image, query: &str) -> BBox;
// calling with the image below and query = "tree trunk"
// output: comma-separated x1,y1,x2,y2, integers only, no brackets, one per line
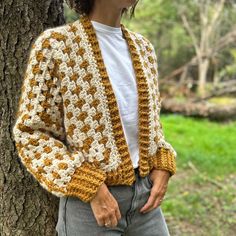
0,1,65,235
198,58,210,98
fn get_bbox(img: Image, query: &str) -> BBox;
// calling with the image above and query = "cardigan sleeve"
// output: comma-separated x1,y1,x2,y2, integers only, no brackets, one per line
146,41,177,177
12,30,107,202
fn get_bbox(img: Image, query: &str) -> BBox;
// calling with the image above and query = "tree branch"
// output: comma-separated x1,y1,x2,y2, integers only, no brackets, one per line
181,14,200,56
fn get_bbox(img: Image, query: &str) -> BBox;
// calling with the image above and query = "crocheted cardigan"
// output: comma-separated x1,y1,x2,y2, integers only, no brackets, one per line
13,15,177,203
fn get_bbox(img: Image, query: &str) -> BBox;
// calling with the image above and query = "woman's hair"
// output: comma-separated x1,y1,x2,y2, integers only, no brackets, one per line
66,0,139,18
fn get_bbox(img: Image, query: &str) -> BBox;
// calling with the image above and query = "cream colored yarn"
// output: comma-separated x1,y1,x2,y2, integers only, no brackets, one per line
13,15,177,203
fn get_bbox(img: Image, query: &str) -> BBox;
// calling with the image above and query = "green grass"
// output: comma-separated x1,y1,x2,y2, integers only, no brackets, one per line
158,114,236,235
160,114,236,177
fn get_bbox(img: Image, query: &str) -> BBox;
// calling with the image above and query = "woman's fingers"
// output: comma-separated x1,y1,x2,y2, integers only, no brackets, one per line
139,189,157,213
106,208,118,227
140,186,166,213
108,192,122,225
90,183,121,227
104,196,120,227
153,195,163,209
140,170,170,214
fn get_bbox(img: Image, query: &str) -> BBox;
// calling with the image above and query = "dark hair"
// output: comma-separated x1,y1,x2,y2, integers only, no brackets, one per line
66,0,139,18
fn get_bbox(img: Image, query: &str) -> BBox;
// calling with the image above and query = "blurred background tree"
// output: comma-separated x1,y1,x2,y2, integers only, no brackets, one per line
123,0,236,98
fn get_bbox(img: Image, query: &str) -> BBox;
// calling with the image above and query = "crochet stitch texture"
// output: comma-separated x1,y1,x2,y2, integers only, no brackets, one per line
13,15,177,203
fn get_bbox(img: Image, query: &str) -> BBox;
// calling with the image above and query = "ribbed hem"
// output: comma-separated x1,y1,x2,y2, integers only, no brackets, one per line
66,162,107,202
151,147,176,176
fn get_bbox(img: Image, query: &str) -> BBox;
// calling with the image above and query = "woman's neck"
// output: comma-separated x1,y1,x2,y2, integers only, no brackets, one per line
88,3,122,27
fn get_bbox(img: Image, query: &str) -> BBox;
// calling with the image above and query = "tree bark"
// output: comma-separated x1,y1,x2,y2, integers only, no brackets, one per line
198,58,210,97
0,1,65,235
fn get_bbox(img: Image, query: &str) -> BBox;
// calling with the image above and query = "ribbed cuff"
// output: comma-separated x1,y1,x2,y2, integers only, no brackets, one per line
66,161,107,202
151,147,177,177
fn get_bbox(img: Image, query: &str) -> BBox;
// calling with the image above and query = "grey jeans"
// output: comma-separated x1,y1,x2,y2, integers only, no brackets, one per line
55,168,170,236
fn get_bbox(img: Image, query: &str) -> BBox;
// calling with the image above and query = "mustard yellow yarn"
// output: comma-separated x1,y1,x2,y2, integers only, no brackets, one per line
13,15,177,203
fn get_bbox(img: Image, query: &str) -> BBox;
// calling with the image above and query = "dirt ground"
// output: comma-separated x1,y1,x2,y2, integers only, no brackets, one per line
164,169,236,236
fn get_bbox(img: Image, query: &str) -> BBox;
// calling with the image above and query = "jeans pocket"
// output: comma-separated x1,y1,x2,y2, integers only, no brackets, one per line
56,196,68,236
147,173,153,187
64,196,69,236
143,173,153,189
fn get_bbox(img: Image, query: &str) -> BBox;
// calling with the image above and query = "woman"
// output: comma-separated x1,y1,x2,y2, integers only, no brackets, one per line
12,0,177,235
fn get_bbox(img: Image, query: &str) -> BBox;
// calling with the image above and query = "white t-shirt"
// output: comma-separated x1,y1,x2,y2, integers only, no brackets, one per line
91,20,139,168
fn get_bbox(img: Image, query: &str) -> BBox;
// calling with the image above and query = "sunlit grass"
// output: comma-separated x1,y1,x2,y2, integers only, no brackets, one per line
161,114,236,177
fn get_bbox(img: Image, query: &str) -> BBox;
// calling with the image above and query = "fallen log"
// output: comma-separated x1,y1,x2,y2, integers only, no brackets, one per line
161,98,236,121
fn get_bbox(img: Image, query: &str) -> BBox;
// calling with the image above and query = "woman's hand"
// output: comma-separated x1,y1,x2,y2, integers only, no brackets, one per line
140,169,170,214
90,183,121,228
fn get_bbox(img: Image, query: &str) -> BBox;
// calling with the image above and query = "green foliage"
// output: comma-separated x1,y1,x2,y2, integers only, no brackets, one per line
64,2,79,23
123,0,194,75
219,49,236,78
